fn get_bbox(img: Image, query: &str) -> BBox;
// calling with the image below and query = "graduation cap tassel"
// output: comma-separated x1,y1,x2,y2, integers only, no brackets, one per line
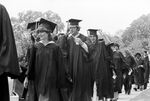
66,21,70,34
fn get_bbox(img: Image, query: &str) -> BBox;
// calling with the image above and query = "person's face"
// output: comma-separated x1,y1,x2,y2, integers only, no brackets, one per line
114,46,119,51
136,55,141,59
89,35,97,44
125,51,129,57
144,52,148,56
37,31,49,41
69,26,78,35
110,46,115,51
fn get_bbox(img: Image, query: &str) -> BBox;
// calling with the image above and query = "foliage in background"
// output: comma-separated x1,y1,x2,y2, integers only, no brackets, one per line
11,10,150,57
115,14,150,55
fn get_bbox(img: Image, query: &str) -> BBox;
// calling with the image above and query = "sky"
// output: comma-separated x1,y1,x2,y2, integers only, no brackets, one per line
1,0,150,35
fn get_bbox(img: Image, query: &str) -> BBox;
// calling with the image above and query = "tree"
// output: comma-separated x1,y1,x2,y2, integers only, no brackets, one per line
122,14,150,46
120,14,150,54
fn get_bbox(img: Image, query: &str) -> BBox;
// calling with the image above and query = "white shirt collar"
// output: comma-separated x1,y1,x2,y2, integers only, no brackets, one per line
39,40,55,46
68,33,80,38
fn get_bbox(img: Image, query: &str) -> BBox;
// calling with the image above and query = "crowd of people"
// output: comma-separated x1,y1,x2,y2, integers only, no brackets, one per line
0,4,150,101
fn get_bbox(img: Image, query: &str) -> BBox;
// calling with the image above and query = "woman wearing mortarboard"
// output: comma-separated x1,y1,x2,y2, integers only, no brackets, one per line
27,18,66,101
0,4,20,101
86,29,114,101
111,43,128,101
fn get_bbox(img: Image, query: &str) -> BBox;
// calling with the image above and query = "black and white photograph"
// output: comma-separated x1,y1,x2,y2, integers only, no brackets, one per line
0,0,150,101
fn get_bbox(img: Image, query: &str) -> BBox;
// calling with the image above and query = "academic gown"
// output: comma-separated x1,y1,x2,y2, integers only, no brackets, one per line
25,45,38,101
34,42,65,101
144,56,150,87
0,4,20,101
124,55,136,93
88,41,114,99
134,58,145,86
112,51,127,93
66,34,92,101
56,35,73,101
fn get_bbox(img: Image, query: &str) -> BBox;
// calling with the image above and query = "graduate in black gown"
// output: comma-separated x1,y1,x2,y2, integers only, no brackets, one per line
134,53,145,91
86,29,114,101
111,43,128,101
0,4,20,101
29,18,65,101
143,51,150,89
64,19,91,101
123,50,136,95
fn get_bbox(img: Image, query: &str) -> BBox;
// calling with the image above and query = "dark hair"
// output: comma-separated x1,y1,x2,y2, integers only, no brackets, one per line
31,34,35,43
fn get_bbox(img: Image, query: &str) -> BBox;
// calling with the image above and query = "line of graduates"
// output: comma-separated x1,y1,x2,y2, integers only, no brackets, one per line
1,4,150,101
20,18,115,101
19,17,150,101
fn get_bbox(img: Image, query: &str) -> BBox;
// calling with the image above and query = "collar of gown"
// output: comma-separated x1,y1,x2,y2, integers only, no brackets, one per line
39,41,55,46
68,33,80,38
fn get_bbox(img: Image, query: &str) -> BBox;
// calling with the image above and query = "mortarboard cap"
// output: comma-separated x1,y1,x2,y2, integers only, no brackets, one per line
27,22,38,31
88,29,98,36
67,18,82,27
37,18,57,33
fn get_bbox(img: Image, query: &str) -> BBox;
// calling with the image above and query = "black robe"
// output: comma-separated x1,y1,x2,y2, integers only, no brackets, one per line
25,45,38,101
66,34,92,101
0,4,20,101
88,41,114,99
112,51,127,93
34,42,65,101
134,58,145,86
124,55,136,93
56,35,72,101
144,56,150,85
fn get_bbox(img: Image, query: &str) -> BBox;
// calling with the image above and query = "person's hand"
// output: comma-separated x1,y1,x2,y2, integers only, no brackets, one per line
112,74,117,79
128,69,132,75
112,70,117,79
74,38,83,45
24,77,28,88
19,66,22,73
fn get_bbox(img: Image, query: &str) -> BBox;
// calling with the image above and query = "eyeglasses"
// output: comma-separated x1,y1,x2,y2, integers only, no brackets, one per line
36,30,50,34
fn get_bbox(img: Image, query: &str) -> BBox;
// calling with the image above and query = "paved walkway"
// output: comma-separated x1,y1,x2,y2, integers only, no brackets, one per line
119,84,150,101
9,78,150,101
92,82,150,101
